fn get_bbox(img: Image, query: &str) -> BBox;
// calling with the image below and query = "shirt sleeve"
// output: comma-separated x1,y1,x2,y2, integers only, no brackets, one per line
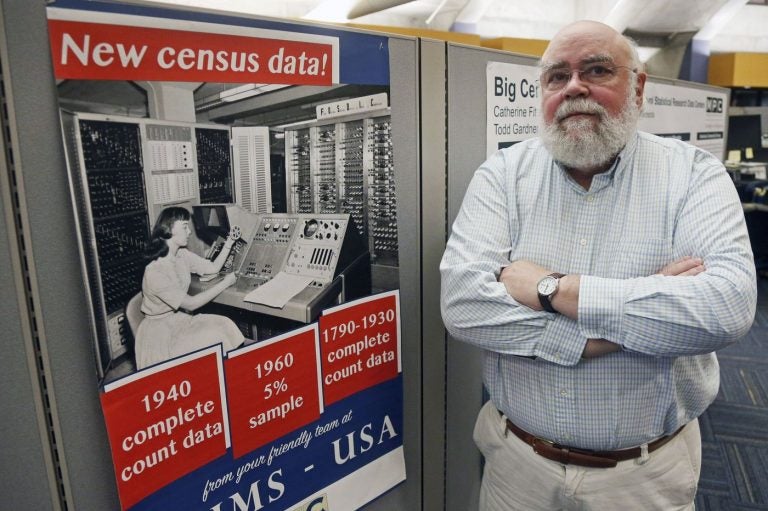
579,152,757,356
440,150,586,366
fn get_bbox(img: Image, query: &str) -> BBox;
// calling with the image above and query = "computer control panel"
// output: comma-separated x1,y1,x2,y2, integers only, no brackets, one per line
235,213,357,287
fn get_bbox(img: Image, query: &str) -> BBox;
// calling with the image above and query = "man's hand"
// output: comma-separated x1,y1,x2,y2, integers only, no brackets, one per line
582,338,621,358
656,256,705,277
499,260,550,310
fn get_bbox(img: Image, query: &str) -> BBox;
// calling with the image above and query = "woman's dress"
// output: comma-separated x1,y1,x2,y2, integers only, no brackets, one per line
135,249,244,369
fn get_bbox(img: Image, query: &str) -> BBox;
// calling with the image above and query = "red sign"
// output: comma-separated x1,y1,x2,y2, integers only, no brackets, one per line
100,349,229,509
47,19,334,84
225,326,323,458
319,292,400,406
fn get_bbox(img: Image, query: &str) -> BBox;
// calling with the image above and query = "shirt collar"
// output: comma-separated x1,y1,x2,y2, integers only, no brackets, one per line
610,131,638,180
552,131,639,190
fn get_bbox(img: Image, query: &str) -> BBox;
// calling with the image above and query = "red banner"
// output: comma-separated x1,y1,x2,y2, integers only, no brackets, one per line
47,19,334,84
319,292,400,406
225,326,323,458
100,349,229,509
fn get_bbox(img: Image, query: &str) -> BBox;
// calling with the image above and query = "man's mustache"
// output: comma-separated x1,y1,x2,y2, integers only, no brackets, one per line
555,99,606,122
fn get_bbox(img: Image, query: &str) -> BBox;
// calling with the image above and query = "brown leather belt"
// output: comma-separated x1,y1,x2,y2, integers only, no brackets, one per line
502,414,683,468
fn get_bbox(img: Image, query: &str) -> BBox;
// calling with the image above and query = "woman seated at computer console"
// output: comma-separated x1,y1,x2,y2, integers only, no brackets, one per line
135,206,244,370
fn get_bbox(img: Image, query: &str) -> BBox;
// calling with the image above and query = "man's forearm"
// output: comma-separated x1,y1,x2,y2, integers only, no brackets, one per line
550,274,579,319
499,256,708,359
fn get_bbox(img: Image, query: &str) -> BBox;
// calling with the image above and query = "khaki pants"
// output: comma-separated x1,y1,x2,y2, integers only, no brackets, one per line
474,401,701,511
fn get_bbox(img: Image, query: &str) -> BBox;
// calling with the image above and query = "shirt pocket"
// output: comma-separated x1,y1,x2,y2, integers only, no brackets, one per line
612,238,672,279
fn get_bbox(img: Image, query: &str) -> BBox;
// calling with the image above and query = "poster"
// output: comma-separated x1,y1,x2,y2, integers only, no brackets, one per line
486,61,728,160
46,1,405,509
485,61,542,156
639,81,728,159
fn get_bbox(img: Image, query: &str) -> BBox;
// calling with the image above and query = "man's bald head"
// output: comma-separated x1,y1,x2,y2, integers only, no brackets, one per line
542,21,640,71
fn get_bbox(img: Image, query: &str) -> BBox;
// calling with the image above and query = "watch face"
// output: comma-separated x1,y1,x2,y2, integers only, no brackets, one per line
538,276,557,295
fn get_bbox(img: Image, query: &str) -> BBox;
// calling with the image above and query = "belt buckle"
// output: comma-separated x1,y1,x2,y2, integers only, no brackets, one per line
532,439,619,468
532,437,570,464
532,437,556,450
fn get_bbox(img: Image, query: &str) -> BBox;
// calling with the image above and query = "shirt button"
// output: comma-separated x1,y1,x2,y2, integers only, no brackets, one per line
586,195,595,203
579,238,587,246
560,389,569,397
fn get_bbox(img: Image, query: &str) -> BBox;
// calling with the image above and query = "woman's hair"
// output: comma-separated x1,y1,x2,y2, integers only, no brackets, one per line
144,207,191,262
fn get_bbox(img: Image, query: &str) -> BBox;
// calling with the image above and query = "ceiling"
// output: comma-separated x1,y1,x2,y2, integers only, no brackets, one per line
143,0,768,57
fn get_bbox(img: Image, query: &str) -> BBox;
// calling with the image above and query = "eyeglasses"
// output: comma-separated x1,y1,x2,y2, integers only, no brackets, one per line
540,63,637,91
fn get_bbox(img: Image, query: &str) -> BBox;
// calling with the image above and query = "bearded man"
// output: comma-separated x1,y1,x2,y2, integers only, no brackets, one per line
440,20,756,511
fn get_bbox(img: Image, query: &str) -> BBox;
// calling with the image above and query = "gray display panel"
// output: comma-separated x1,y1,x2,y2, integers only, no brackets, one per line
0,42,60,509
419,38,448,511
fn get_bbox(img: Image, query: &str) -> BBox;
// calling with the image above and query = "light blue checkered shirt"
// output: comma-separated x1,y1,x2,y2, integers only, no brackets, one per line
440,132,757,450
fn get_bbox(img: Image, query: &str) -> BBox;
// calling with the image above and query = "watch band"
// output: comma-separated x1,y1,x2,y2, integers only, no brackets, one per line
538,272,565,313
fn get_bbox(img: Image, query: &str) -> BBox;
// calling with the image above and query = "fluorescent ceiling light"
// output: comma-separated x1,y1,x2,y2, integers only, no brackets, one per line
696,0,750,41
303,0,357,22
425,0,449,25
636,46,660,63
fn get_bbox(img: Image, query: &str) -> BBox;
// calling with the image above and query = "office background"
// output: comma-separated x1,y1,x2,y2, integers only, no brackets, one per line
2,0,767,510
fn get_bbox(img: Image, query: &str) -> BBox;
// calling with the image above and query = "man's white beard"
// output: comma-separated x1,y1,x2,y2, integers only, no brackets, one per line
541,87,640,170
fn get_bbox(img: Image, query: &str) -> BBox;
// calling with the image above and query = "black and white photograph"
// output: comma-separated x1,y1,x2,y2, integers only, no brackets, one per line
60,77,398,383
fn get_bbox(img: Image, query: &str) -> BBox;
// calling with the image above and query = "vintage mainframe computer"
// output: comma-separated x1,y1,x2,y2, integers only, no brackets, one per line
190,205,371,336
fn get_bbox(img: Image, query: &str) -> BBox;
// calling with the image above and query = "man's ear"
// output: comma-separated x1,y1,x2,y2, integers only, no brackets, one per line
635,72,647,109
